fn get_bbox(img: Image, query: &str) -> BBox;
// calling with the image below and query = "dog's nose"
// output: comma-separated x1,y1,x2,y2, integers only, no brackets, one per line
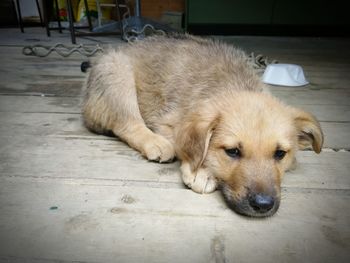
249,193,275,213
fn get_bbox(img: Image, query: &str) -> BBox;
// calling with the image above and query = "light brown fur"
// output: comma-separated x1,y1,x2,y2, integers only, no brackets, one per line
82,35,323,217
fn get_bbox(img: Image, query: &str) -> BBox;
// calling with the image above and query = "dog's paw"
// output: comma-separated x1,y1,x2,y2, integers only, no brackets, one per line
142,134,175,163
192,169,218,194
181,163,218,194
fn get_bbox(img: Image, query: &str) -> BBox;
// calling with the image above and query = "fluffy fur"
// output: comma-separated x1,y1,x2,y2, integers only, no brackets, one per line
82,35,323,217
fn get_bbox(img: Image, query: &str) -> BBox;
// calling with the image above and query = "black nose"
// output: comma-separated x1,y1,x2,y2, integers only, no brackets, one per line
249,194,275,213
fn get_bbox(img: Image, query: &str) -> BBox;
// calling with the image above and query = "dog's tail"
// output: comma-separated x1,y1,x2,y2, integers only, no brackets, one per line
80,61,91,73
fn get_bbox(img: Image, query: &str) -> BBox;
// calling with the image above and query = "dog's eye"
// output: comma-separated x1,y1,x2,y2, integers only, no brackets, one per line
274,150,287,160
225,148,241,159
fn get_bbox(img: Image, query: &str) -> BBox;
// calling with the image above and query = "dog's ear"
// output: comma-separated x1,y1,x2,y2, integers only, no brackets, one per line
175,112,220,172
292,108,324,153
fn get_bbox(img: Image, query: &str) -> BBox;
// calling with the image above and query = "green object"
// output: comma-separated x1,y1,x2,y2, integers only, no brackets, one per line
187,0,274,25
186,0,350,27
50,206,58,210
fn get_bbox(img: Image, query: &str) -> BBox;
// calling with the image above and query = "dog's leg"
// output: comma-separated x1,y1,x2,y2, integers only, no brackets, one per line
111,78,174,162
180,162,218,194
85,52,175,162
114,121,175,162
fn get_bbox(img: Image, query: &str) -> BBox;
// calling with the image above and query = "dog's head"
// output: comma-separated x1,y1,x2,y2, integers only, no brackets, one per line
176,92,323,217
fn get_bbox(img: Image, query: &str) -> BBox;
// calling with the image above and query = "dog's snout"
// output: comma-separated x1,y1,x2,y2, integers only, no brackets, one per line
221,183,280,217
248,193,275,213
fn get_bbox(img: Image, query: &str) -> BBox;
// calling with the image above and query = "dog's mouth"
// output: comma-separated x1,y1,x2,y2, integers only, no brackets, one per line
220,184,280,218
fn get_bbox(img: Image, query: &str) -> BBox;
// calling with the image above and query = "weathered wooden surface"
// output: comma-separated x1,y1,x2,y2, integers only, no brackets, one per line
0,179,349,263
0,28,349,263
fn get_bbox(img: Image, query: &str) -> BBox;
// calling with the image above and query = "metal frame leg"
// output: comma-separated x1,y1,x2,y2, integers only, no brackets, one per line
54,0,63,33
96,0,102,28
15,0,24,33
83,0,93,31
35,0,44,26
43,0,51,36
66,0,76,44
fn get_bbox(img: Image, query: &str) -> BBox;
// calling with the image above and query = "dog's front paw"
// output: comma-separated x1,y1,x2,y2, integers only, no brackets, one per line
192,169,218,194
142,134,175,163
181,163,218,194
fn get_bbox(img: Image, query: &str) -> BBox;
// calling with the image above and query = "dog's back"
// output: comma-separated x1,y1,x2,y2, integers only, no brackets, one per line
115,35,265,124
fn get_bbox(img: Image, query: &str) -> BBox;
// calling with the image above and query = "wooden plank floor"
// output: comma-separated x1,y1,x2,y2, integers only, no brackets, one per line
0,28,349,263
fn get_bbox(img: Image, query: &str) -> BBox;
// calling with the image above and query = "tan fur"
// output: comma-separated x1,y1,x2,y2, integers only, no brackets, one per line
82,35,323,217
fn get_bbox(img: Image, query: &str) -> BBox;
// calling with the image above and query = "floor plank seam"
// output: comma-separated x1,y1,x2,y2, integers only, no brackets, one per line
321,148,350,152
1,175,349,193
0,111,81,114
0,93,82,98
1,174,184,189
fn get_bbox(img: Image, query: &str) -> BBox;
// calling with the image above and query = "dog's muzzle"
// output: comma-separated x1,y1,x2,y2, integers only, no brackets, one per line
221,184,280,217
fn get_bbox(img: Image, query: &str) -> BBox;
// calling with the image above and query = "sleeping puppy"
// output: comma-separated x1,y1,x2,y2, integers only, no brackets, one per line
82,35,323,217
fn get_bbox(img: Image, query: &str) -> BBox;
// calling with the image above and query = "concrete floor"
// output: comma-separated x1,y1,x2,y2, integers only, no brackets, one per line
0,27,349,263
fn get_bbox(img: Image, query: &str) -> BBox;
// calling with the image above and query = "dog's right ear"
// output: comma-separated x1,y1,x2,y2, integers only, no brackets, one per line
175,111,220,173
292,108,324,153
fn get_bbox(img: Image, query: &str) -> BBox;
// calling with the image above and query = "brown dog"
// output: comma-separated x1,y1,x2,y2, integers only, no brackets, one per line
82,35,323,217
